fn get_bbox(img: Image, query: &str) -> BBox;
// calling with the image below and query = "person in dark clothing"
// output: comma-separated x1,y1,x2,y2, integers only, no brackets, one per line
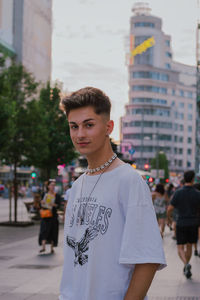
167,170,200,279
38,179,61,254
193,183,200,256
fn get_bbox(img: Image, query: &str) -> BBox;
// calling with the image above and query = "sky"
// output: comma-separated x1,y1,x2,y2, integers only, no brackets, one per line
52,0,199,140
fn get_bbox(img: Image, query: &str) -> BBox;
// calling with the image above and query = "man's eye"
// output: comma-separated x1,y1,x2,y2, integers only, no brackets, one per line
86,123,94,128
70,125,78,129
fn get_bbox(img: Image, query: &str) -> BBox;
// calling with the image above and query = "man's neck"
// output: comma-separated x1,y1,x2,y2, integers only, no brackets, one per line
87,149,114,169
184,182,193,186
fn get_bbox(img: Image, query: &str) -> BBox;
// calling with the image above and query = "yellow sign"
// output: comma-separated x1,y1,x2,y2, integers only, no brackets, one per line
131,36,155,57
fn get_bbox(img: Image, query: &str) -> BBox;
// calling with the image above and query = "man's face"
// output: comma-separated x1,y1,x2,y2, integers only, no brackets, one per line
68,106,113,156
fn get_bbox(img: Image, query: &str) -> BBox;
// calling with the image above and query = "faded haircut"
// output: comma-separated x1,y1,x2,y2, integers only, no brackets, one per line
184,170,195,183
60,87,111,117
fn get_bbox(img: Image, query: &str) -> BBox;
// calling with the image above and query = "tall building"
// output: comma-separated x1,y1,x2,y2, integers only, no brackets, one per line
121,2,196,174
0,0,52,82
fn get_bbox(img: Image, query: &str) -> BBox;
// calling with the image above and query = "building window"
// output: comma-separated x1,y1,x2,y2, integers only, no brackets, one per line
172,89,176,96
187,149,192,155
166,52,172,58
179,102,184,108
165,63,171,69
179,113,184,120
131,108,170,117
188,103,193,110
131,98,167,105
179,148,183,154
187,161,191,167
188,126,192,132
132,85,167,94
187,91,193,98
134,22,155,28
188,114,192,120
180,90,184,97
179,137,183,143
132,71,169,81
188,137,192,143
174,124,178,131
165,40,170,46
180,125,184,131
178,160,182,167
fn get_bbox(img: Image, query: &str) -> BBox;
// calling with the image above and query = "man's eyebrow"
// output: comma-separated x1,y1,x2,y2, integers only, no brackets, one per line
69,118,95,125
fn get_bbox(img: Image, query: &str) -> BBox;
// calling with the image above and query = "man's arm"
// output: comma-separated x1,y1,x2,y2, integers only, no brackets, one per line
124,263,159,300
167,204,174,226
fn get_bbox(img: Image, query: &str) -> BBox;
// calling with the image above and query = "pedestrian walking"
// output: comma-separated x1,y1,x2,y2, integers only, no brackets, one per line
152,183,168,238
38,179,61,254
167,170,200,279
193,182,200,256
59,87,166,300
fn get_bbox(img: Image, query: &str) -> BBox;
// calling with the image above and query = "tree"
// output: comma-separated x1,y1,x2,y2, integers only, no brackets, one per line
0,63,38,222
29,82,76,180
151,152,169,180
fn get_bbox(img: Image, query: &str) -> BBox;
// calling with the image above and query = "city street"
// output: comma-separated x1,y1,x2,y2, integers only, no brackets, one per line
0,197,200,300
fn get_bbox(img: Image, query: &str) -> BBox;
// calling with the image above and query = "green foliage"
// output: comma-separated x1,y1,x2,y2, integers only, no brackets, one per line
0,63,38,165
0,62,38,222
151,152,169,179
31,82,76,179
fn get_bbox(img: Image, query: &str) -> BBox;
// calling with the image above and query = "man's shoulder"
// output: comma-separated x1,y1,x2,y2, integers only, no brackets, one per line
115,163,142,180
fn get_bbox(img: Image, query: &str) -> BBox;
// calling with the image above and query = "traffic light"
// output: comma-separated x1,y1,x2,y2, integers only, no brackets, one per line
31,171,37,179
165,178,169,183
149,177,154,183
144,163,149,170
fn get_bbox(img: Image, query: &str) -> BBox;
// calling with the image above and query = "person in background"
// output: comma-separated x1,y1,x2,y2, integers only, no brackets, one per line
38,179,61,254
152,183,168,238
63,186,71,217
193,182,200,256
167,170,200,279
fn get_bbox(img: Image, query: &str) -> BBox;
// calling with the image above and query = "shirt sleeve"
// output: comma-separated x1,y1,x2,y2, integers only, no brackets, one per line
119,173,166,270
170,190,179,207
64,189,71,201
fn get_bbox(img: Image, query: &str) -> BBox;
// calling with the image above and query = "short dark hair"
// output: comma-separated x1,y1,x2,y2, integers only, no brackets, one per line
60,87,111,117
184,170,195,183
155,183,165,195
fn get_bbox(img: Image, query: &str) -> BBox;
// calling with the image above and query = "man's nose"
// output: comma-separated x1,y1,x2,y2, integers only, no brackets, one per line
77,127,86,138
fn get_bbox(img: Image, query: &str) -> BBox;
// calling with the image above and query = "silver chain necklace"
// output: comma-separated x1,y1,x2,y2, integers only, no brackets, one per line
86,153,117,174
80,153,117,201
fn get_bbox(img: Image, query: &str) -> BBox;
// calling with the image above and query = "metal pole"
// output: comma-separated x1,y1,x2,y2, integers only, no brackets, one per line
141,108,144,168
156,131,159,179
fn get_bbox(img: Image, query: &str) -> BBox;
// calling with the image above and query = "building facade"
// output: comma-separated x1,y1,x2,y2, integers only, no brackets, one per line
0,0,52,82
121,3,196,174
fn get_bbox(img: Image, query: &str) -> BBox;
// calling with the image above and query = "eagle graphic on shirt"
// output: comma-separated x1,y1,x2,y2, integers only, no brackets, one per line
66,227,98,266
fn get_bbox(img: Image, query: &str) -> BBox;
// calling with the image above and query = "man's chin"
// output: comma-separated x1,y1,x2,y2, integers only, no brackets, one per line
76,148,91,156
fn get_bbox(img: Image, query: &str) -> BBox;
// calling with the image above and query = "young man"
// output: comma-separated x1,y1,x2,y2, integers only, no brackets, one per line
59,87,166,300
167,170,200,279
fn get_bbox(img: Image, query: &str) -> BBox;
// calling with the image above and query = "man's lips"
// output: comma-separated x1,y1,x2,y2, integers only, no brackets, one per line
77,142,90,146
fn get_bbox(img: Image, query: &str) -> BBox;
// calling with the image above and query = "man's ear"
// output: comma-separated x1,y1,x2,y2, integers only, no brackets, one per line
106,120,114,136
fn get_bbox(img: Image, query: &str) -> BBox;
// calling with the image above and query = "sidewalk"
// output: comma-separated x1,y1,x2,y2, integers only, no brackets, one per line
0,223,64,300
148,229,200,299
0,197,200,299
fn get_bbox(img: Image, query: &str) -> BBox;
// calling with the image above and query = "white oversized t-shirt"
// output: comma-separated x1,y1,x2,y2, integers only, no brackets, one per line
59,164,166,300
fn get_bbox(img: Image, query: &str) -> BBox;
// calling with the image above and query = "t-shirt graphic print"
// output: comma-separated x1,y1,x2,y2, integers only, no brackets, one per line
67,226,98,266
67,189,113,267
